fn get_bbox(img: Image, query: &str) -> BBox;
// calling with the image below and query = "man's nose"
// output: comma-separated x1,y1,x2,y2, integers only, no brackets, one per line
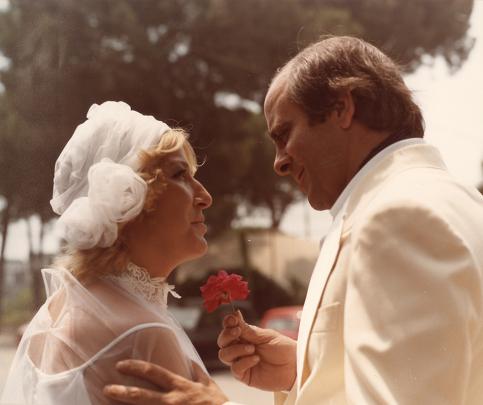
273,151,291,176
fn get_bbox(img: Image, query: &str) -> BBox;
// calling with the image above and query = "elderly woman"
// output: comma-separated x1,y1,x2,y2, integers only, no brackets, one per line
0,101,215,405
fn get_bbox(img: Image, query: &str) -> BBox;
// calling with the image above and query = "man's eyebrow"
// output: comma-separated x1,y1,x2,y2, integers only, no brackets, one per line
268,122,291,140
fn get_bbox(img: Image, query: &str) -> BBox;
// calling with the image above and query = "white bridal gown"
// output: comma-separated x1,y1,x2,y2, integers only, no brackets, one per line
0,263,206,405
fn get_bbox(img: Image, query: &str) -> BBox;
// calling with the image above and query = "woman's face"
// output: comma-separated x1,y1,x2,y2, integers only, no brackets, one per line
125,147,212,276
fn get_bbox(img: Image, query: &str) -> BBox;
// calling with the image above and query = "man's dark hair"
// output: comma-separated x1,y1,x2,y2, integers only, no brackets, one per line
278,36,424,138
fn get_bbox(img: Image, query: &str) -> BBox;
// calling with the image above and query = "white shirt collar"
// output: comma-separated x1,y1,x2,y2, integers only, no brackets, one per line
329,138,425,219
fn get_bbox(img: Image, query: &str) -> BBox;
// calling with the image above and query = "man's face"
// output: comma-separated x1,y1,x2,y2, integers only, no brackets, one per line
264,77,351,210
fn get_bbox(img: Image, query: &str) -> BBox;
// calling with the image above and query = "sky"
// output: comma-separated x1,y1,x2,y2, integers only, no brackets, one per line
3,1,483,260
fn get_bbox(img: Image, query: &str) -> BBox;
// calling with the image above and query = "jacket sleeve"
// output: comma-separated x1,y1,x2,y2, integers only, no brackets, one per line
344,201,482,404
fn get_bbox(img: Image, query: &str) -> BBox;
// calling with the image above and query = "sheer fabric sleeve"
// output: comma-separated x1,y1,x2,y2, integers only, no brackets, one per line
131,325,194,379
0,268,206,405
82,323,206,404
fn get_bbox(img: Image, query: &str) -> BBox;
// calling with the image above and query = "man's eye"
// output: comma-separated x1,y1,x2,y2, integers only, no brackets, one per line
274,131,288,145
272,128,290,145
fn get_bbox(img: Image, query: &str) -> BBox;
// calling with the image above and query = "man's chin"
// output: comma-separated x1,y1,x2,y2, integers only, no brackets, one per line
307,195,330,211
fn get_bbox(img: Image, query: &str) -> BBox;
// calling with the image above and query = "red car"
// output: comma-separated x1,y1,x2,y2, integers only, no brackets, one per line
259,306,303,340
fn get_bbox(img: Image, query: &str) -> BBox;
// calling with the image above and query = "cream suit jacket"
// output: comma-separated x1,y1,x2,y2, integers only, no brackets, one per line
272,142,483,405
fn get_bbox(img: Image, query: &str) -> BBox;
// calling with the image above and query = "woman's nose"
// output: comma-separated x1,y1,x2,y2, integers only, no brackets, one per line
194,181,213,209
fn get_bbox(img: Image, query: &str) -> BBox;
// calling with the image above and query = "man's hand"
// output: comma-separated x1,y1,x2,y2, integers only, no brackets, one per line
218,310,297,392
103,360,228,405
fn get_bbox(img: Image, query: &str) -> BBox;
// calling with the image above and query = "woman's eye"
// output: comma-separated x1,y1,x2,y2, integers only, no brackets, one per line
173,168,188,179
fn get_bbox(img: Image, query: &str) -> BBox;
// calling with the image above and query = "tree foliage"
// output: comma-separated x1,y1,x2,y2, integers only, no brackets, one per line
322,0,475,72
0,0,476,235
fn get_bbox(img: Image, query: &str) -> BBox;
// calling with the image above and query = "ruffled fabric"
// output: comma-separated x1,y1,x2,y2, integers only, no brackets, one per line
58,159,147,249
104,262,181,308
50,101,171,249
86,100,131,120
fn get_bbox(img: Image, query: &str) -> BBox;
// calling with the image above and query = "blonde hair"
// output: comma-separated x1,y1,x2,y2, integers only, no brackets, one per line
54,128,198,282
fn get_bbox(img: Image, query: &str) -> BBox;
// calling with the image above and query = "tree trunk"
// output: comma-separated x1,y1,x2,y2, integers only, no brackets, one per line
238,228,250,271
270,208,279,229
268,228,278,279
238,228,254,296
268,197,288,230
36,218,46,307
269,201,281,230
0,201,11,329
27,216,44,311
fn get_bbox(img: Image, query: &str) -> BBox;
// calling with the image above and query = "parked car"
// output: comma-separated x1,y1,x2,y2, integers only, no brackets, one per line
259,306,303,340
170,299,258,371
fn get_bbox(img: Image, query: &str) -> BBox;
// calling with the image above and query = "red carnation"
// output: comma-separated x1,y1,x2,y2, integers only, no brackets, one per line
200,270,249,313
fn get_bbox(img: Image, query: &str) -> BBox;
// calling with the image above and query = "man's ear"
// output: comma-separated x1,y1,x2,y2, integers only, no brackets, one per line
333,91,355,129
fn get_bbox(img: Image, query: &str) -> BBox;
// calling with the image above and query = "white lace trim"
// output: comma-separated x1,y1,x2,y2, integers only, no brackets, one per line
105,262,181,307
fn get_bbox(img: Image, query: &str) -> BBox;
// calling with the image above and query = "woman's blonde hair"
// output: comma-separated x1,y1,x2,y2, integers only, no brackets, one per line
54,128,197,281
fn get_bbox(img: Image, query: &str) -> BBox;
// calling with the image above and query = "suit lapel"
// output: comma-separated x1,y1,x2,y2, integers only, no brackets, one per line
296,210,345,392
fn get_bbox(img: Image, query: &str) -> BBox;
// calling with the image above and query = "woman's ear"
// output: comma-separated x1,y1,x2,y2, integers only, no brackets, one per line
333,91,355,129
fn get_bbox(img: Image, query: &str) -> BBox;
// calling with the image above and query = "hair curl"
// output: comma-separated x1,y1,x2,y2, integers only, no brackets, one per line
54,128,197,282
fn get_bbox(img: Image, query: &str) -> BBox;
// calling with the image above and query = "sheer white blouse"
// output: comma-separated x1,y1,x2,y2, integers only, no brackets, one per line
0,264,206,405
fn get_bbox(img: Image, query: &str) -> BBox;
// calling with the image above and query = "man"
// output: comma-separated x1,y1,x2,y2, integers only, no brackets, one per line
104,36,483,404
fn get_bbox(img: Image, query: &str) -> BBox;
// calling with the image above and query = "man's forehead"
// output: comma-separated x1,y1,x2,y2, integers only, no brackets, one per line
265,74,289,110
264,78,291,131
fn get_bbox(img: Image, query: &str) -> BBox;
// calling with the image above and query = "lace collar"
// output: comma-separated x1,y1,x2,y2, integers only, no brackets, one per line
105,262,181,308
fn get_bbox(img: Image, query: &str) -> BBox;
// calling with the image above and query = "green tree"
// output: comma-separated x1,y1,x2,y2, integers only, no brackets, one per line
330,0,475,72
0,95,53,323
0,0,475,231
0,96,25,323
0,0,477,321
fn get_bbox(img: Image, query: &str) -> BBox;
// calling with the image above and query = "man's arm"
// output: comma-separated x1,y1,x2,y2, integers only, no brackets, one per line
344,202,481,404
102,312,296,405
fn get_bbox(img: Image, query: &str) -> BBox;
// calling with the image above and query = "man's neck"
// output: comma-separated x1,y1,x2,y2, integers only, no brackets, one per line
357,131,421,171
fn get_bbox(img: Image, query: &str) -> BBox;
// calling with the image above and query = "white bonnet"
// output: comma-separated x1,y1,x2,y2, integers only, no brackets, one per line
50,101,170,249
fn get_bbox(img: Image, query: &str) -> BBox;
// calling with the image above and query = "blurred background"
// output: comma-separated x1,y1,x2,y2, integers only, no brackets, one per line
0,0,482,401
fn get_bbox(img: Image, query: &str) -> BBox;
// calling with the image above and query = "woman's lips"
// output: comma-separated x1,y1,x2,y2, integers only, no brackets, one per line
191,222,207,233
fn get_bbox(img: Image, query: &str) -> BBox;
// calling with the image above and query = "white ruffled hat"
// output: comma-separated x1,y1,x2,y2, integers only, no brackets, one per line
51,101,170,250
